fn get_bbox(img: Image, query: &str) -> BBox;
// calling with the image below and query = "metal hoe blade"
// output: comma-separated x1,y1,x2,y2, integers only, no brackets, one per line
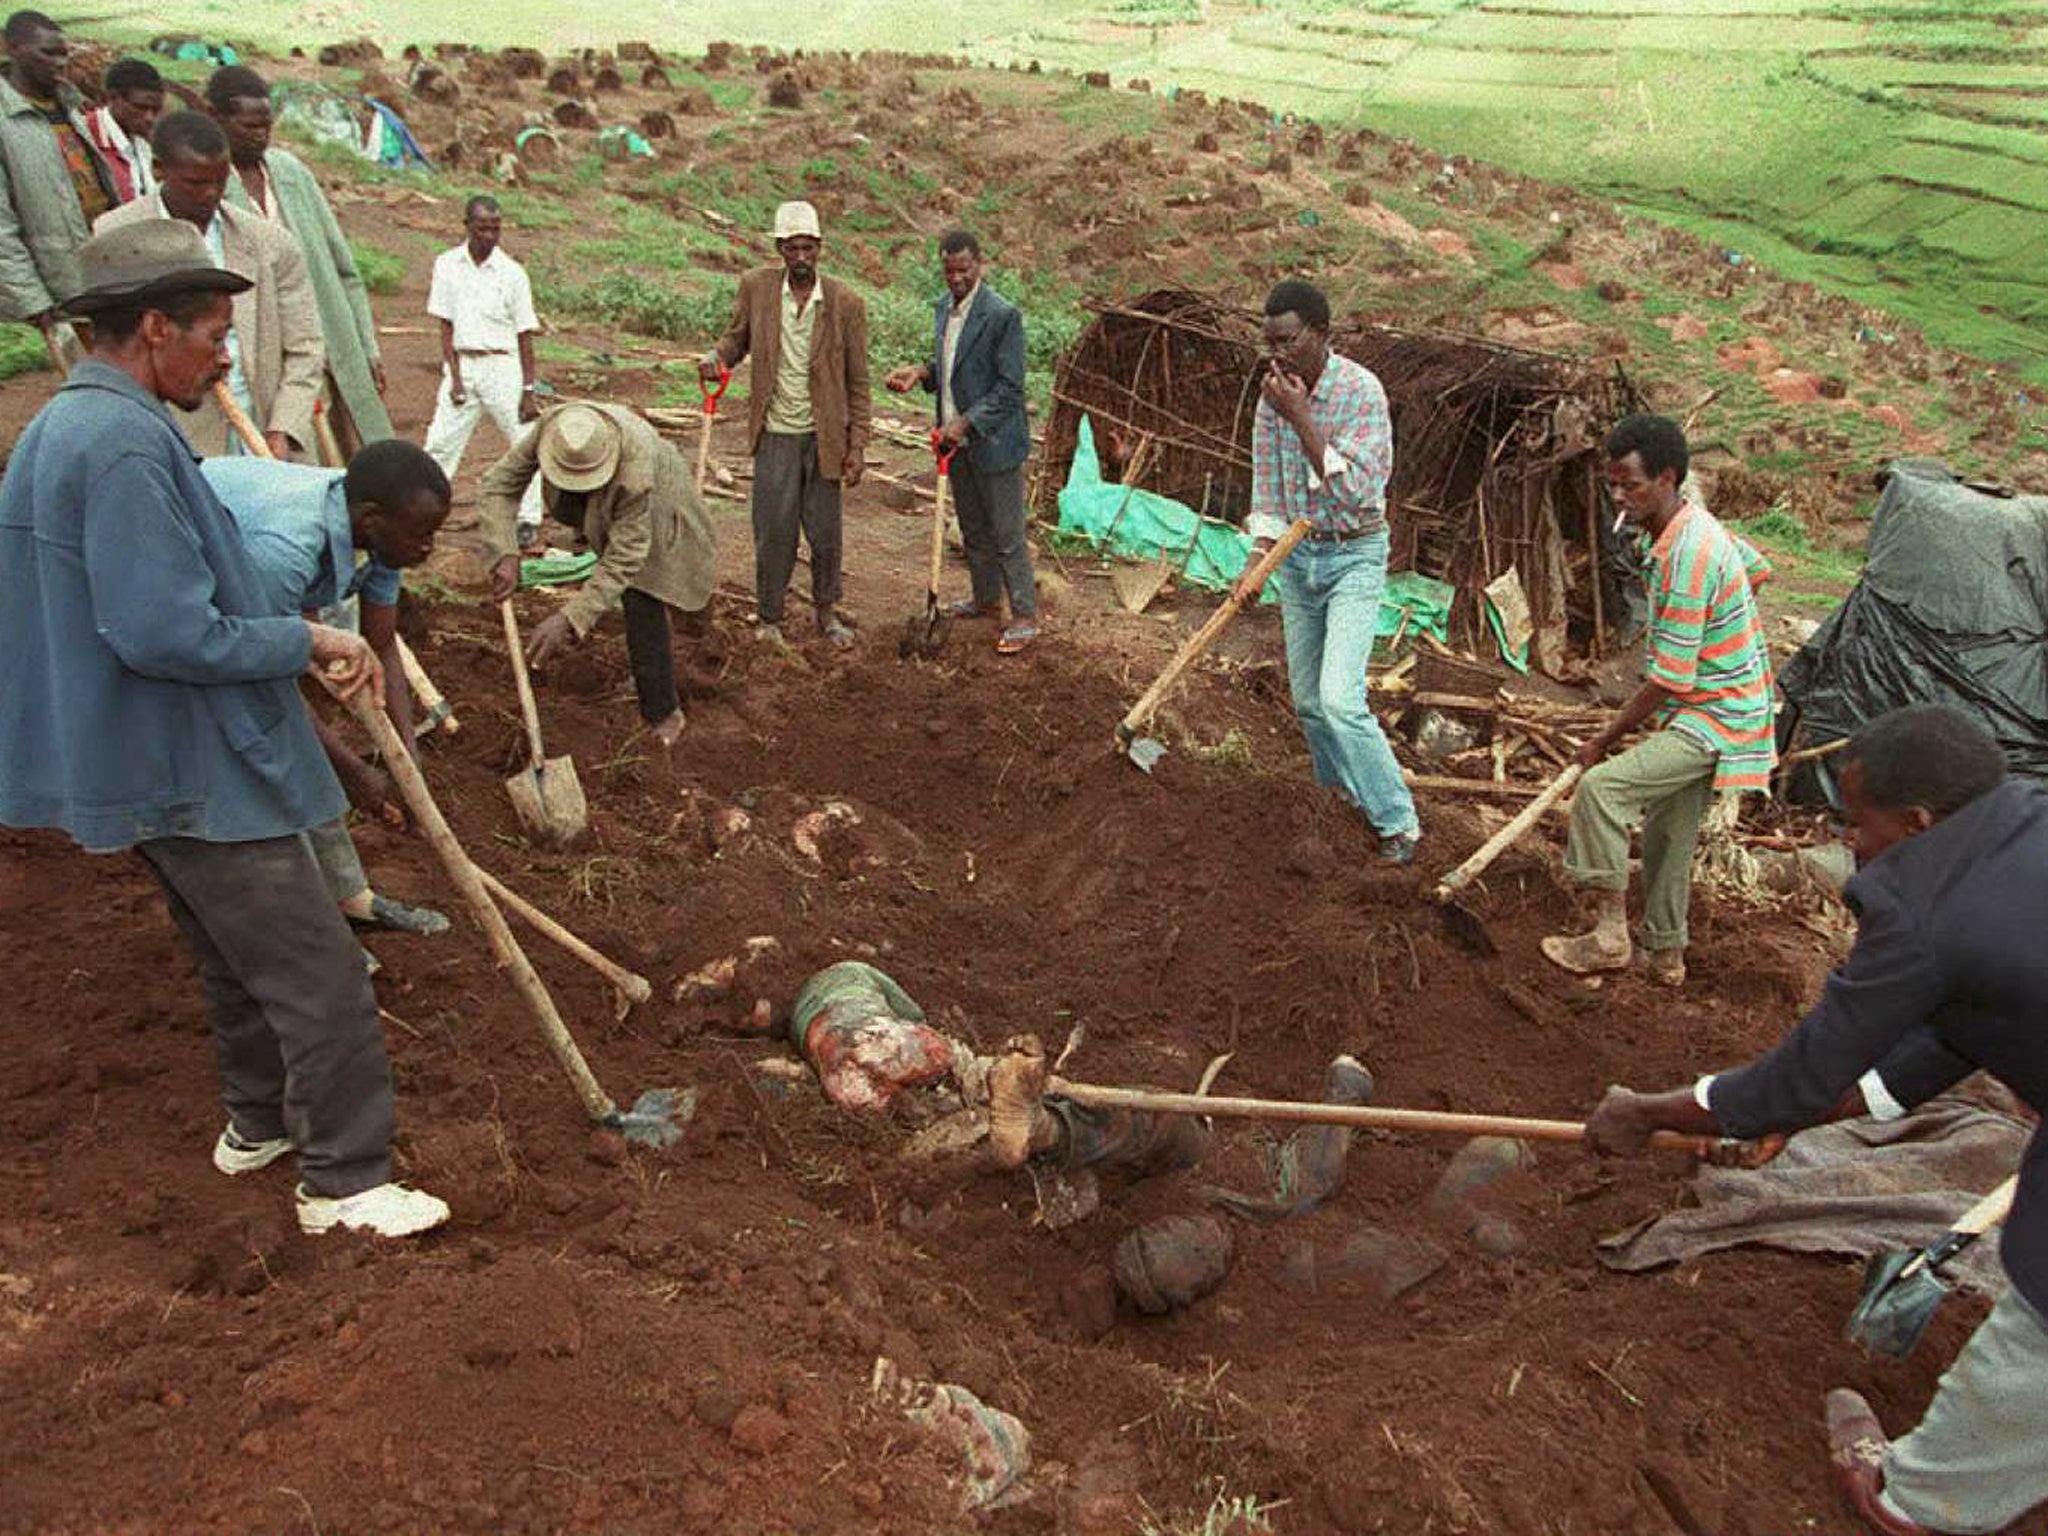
1848,1248,1952,1359
1126,735,1166,773
606,1086,699,1149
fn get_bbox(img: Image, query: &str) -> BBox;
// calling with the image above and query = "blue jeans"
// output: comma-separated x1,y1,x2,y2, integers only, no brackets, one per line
1274,533,1418,839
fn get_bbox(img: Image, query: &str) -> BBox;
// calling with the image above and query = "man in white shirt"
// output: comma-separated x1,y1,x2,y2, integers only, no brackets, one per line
422,194,542,532
82,57,161,204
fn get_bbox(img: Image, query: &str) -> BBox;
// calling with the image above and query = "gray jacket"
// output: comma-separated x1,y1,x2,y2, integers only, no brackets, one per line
0,66,111,322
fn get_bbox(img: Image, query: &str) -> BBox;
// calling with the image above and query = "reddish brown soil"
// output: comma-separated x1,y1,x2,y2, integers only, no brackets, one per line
2,55,2044,1536
4,515,2041,1532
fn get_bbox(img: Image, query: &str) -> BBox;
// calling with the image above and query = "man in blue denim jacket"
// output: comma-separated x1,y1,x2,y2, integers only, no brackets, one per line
0,221,446,1238
1235,278,1419,864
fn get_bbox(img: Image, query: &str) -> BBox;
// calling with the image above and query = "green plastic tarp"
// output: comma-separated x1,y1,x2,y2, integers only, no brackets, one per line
1055,415,1454,644
519,551,598,588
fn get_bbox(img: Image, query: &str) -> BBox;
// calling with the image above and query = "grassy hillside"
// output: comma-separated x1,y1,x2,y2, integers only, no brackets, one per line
94,1,2048,386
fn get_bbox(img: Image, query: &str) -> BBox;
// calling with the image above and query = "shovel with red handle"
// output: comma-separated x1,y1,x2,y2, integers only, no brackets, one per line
899,431,959,660
694,363,730,497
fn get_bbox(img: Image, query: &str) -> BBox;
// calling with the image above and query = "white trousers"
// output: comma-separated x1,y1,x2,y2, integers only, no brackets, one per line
422,352,542,525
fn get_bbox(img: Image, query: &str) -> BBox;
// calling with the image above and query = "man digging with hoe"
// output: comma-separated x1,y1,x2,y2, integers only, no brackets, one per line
1588,705,2047,1536
0,223,446,1237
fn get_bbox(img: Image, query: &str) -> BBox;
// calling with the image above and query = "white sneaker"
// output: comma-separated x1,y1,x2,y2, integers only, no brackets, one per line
212,1124,293,1176
295,1182,451,1238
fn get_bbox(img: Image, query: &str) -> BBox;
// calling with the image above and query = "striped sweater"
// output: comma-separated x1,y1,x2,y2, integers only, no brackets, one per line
1643,502,1776,792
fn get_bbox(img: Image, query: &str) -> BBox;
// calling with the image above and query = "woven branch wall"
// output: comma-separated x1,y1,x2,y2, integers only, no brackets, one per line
1042,288,1638,661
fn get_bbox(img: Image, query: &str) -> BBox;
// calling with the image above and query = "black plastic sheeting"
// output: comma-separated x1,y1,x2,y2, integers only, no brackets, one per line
1778,460,2048,799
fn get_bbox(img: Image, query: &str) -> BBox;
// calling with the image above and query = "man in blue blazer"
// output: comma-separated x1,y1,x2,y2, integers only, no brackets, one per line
886,229,1039,653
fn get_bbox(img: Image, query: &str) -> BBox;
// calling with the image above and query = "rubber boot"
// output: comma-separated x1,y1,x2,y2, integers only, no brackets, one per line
1540,890,1632,975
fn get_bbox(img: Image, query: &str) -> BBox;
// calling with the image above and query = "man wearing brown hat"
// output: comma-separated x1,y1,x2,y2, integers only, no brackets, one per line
481,400,718,748
0,221,448,1238
700,199,870,648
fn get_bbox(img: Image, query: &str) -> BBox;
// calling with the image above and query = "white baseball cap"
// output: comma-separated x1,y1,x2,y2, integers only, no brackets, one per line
772,200,821,240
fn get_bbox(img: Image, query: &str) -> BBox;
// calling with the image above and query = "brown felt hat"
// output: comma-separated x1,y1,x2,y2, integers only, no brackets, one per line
537,402,622,492
61,221,251,317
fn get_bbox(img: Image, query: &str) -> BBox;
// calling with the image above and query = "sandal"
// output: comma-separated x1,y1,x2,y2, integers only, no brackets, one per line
945,599,991,620
996,622,1038,655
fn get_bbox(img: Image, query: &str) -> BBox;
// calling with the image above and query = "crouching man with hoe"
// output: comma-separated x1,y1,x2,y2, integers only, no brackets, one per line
1542,413,1774,987
202,439,454,940
1586,705,2048,1535
482,400,718,749
0,224,447,1237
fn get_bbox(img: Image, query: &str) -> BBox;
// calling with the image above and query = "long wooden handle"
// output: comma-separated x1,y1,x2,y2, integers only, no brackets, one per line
475,867,651,1006
328,680,617,1121
1433,763,1584,901
694,410,713,495
396,636,458,733
500,599,549,772
1118,519,1311,740
215,380,271,458
1951,1174,2018,1237
928,462,950,596
1049,1076,1719,1154
313,400,345,469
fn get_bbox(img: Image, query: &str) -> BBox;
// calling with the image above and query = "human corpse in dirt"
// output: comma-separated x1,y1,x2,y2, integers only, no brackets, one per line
1541,413,1774,989
202,440,454,941
771,962,1212,1180
1586,705,2048,1536
482,399,719,749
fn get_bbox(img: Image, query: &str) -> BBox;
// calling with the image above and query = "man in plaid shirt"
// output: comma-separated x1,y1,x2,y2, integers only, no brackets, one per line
1543,414,1774,987
1235,279,1419,862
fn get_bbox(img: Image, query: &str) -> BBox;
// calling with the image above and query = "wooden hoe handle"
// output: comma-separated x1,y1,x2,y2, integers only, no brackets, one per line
326,678,618,1123
500,599,550,773
1049,1076,1725,1156
1433,763,1585,902
215,381,272,458
1117,518,1310,742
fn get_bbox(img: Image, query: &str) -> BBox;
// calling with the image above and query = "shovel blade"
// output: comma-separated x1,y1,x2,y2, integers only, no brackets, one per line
609,1086,699,1149
1126,735,1166,773
1848,1249,1951,1359
1437,897,1498,957
1112,558,1173,615
897,607,952,660
506,754,588,848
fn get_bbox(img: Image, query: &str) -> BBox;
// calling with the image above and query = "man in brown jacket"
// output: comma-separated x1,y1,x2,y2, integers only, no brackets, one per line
94,110,321,458
700,199,869,648
482,401,718,748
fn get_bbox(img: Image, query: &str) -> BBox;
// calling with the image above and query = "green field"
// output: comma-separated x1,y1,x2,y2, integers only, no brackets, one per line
85,0,2048,383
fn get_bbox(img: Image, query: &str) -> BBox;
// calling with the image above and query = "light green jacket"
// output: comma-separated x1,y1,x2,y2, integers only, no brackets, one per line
225,147,391,441
0,68,110,321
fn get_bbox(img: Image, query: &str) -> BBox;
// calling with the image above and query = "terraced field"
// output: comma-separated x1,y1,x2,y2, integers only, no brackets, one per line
104,0,2048,382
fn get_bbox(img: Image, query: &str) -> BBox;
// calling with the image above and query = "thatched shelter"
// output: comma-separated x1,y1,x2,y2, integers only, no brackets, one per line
1042,289,1638,664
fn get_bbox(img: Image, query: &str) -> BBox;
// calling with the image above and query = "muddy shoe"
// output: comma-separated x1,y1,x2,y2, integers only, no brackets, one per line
987,1034,1049,1170
1112,1213,1234,1315
1644,947,1686,988
1540,930,1632,976
1824,1389,1929,1536
212,1124,292,1176
818,612,857,650
297,1182,451,1238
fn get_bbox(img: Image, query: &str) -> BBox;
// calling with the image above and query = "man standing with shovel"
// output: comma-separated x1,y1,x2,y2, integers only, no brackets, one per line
1587,705,2047,1536
1232,278,1418,864
701,199,870,649
884,228,1039,654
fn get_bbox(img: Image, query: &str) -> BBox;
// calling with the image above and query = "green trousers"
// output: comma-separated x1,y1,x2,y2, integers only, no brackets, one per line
1562,728,1717,952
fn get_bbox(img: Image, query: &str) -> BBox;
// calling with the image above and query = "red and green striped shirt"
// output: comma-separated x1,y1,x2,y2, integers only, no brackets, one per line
1643,502,1776,792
